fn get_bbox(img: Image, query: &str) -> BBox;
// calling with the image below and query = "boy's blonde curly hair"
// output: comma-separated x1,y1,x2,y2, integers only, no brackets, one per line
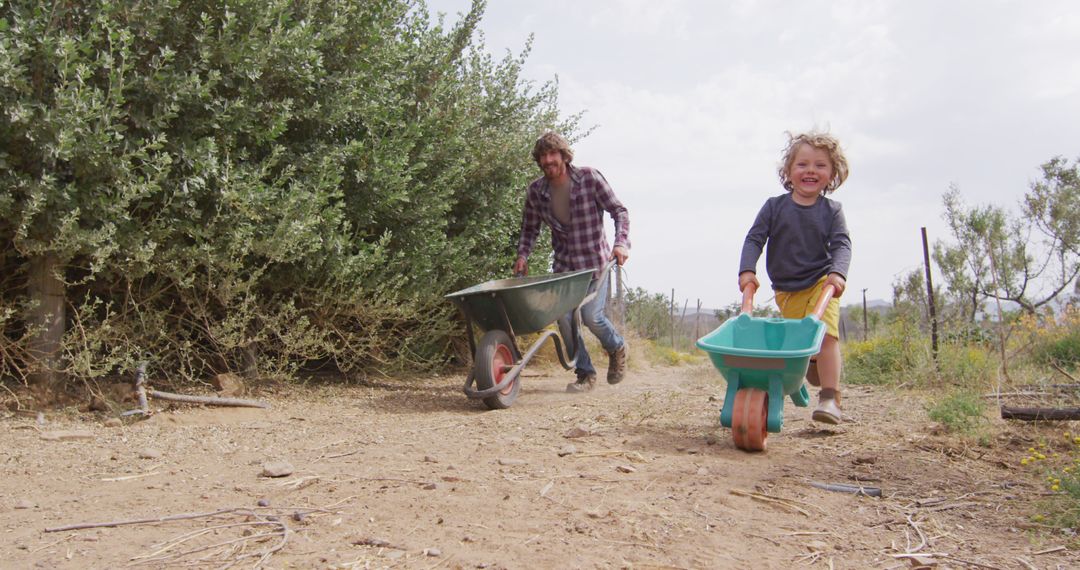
778,131,849,194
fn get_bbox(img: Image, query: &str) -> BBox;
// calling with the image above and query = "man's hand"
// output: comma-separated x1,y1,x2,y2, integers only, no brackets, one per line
513,256,528,277
610,245,629,266
738,271,759,292
825,273,847,297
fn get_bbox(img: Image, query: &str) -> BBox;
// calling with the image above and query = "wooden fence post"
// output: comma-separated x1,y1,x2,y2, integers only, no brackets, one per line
861,288,868,341
921,227,939,366
670,288,675,349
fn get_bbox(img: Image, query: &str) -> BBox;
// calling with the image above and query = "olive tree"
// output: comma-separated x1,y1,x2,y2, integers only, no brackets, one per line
935,156,1080,316
1,0,574,389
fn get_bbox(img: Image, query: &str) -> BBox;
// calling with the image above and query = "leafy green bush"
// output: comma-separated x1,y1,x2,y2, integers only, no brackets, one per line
1020,434,1080,534
926,391,986,434
934,343,993,387
625,287,672,341
940,325,995,347
645,340,702,367
843,335,917,385
0,0,572,385
1031,328,1080,371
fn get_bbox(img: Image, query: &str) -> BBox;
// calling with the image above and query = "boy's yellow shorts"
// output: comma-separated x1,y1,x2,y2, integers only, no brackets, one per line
774,276,840,338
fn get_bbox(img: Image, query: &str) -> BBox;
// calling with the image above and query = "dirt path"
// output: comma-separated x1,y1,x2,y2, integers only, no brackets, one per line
1,361,1076,569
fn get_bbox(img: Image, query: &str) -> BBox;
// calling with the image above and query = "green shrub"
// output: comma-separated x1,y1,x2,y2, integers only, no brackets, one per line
926,391,986,434
645,340,701,367
1031,328,1080,371
1020,434,1080,534
940,325,995,347
843,336,916,385
0,0,571,384
934,343,993,387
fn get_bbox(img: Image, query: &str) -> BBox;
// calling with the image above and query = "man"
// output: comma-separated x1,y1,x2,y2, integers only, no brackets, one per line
514,132,631,393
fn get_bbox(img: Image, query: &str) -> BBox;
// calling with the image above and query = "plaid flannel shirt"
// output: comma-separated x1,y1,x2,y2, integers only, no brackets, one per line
517,165,630,273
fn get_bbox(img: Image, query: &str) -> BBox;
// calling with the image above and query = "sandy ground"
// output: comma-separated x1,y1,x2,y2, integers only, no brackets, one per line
1,357,1078,569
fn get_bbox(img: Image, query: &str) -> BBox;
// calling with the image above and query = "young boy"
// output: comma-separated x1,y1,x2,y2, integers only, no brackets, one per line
738,131,851,424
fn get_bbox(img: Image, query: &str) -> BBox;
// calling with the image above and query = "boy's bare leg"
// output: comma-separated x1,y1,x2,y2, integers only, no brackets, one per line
816,335,840,391
812,335,842,423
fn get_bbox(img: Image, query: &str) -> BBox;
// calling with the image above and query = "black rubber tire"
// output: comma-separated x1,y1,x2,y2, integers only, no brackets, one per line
475,330,520,409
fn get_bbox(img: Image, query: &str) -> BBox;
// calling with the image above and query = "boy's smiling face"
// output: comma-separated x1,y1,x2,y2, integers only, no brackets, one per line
787,143,833,205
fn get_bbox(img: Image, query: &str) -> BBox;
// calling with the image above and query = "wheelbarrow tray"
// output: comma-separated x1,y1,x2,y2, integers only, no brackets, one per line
445,268,595,335
696,313,826,433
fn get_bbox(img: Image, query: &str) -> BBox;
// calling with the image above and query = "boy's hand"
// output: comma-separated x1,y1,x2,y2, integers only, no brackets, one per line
825,273,846,297
738,271,759,292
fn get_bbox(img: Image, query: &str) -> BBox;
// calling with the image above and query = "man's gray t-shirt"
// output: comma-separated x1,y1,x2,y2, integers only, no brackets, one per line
739,193,851,292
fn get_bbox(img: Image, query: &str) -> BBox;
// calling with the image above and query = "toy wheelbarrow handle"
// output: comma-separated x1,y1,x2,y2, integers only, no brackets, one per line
741,283,836,318
811,284,837,320
740,282,757,315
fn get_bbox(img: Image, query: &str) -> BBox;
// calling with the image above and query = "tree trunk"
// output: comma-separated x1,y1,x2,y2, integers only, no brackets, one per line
27,253,65,388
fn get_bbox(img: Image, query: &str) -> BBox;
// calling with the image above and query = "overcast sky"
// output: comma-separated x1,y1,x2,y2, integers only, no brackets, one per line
428,0,1080,310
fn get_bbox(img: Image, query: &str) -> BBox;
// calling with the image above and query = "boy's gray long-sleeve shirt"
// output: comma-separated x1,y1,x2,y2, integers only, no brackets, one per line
739,193,851,292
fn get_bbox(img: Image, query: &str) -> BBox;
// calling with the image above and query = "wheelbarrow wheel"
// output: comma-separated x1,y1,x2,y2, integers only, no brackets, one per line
475,330,520,410
731,388,768,451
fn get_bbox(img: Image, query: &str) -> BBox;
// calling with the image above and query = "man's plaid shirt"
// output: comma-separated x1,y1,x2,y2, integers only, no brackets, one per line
517,164,630,273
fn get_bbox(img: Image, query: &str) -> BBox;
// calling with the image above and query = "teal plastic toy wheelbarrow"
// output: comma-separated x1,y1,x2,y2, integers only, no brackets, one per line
696,283,835,451
445,263,612,410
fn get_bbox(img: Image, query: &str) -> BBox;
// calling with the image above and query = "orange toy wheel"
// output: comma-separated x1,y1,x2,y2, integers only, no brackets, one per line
731,388,768,451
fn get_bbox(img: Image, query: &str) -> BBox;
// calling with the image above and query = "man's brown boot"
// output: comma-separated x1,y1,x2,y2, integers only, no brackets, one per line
607,342,628,384
566,373,596,393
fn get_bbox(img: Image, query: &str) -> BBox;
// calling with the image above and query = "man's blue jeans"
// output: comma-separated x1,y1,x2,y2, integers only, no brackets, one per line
558,270,624,379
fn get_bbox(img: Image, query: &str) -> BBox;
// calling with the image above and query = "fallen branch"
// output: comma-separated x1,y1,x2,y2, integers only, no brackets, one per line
352,537,407,550
148,389,269,409
121,363,151,417
131,520,275,562
1051,363,1077,383
1015,557,1037,570
121,362,269,414
130,519,289,567
941,554,1003,569
905,515,928,553
45,509,242,532
100,471,160,482
730,489,813,517
920,501,980,512
1000,406,1080,421
48,506,295,568
982,391,1049,398
808,481,882,497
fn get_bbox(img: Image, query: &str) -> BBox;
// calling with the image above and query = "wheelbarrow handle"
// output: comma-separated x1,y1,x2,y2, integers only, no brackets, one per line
740,282,757,315
811,284,837,320
742,282,834,319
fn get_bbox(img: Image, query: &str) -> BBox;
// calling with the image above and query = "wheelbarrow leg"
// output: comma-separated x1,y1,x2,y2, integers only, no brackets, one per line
719,371,742,429
791,383,811,407
766,376,785,433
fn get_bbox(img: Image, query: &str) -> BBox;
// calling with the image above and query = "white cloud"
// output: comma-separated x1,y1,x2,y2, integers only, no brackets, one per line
428,0,1080,308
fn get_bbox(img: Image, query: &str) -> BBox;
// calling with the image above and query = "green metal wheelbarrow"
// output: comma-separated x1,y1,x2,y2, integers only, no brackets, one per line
445,263,611,410
696,283,835,451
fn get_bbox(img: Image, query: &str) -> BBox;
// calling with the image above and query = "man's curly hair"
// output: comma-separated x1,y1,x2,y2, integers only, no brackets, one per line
532,132,574,165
